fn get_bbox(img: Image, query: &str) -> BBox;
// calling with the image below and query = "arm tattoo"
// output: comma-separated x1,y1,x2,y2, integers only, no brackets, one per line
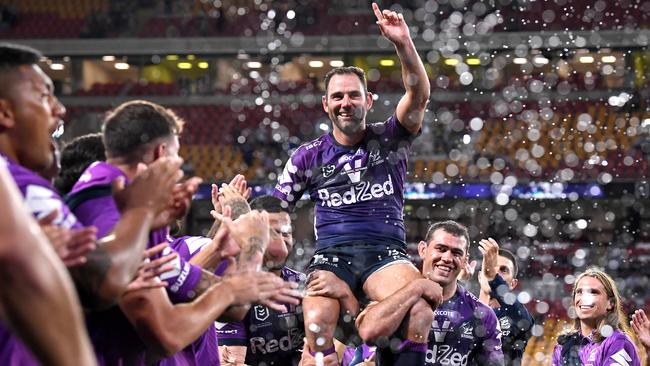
225,198,250,220
239,236,264,268
206,198,250,239
68,245,112,310
192,270,222,297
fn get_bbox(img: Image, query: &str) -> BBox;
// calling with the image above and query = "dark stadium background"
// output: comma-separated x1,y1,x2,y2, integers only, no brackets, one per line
3,0,649,363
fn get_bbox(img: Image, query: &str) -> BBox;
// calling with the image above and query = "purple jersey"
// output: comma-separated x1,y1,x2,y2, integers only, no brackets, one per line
552,330,640,366
67,161,203,303
427,285,504,366
273,115,416,250
0,154,82,365
216,267,306,366
66,162,205,365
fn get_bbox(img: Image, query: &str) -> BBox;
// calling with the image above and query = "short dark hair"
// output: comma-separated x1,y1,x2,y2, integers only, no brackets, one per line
323,66,368,95
498,248,519,278
0,43,42,97
0,43,41,71
54,133,106,195
102,100,184,162
249,195,289,214
424,220,470,251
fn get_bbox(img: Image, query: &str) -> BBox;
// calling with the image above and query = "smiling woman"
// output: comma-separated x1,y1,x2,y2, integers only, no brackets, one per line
552,267,642,366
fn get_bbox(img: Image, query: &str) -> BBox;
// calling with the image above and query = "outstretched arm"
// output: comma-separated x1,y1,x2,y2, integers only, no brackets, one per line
372,2,430,134
120,271,293,360
0,165,96,365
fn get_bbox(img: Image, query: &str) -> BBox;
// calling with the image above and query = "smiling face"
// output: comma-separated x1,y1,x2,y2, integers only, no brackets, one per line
418,228,468,289
0,64,65,172
574,275,611,325
322,73,373,144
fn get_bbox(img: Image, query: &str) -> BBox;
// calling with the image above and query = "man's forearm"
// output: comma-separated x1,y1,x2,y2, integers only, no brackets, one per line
357,282,423,342
121,280,238,359
71,207,155,310
396,38,430,107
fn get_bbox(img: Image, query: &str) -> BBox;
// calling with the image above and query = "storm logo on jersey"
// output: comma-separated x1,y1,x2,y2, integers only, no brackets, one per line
317,175,394,207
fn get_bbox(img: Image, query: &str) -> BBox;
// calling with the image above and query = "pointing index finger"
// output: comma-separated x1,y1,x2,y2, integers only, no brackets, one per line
372,2,383,21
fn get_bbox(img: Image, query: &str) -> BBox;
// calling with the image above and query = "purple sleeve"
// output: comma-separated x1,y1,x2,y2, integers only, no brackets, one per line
158,245,204,303
479,306,505,365
22,183,83,230
601,335,640,366
73,196,205,303
551,343,562,366
273,148,309,210
214,321,247,346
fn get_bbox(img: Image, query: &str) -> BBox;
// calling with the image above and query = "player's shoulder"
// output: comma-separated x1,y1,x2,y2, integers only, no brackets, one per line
458,285,499,322
71,161,123,192
292,134,330,156
602,329,636,347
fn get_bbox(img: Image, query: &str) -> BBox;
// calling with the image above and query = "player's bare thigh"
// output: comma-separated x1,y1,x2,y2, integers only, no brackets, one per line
363,262,424,301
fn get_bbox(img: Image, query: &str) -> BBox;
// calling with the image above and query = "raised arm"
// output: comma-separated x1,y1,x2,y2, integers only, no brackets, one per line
372,2,430,134
0,165,96,365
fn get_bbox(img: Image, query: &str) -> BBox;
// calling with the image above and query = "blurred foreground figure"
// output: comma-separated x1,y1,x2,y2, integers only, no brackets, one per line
0,161,96,365
552,268,640,366
274,3,432,365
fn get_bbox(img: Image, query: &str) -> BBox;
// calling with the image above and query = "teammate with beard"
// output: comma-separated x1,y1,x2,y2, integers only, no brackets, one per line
217,195,306,366
273,3,433,365
355,221,504,366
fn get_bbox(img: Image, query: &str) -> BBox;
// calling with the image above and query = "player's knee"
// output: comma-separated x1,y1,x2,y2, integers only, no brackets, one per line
303,296,339,331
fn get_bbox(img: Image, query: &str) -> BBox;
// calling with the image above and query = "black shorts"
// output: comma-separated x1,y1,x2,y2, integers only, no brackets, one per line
307,242,412,301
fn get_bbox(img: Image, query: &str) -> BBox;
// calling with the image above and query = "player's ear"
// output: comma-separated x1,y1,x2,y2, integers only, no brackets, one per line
417,240,427,259
510,278,518,290
0,98,16,129
365,91,373,109
322,95,328,113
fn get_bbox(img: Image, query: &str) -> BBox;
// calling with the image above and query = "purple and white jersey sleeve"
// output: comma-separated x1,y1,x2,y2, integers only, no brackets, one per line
274,115,416,250
599,331,640,366
2,154,82,229
68,161,204,303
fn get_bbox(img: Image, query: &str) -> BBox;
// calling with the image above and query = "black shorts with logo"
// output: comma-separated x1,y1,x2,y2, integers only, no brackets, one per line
307,241,412,300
